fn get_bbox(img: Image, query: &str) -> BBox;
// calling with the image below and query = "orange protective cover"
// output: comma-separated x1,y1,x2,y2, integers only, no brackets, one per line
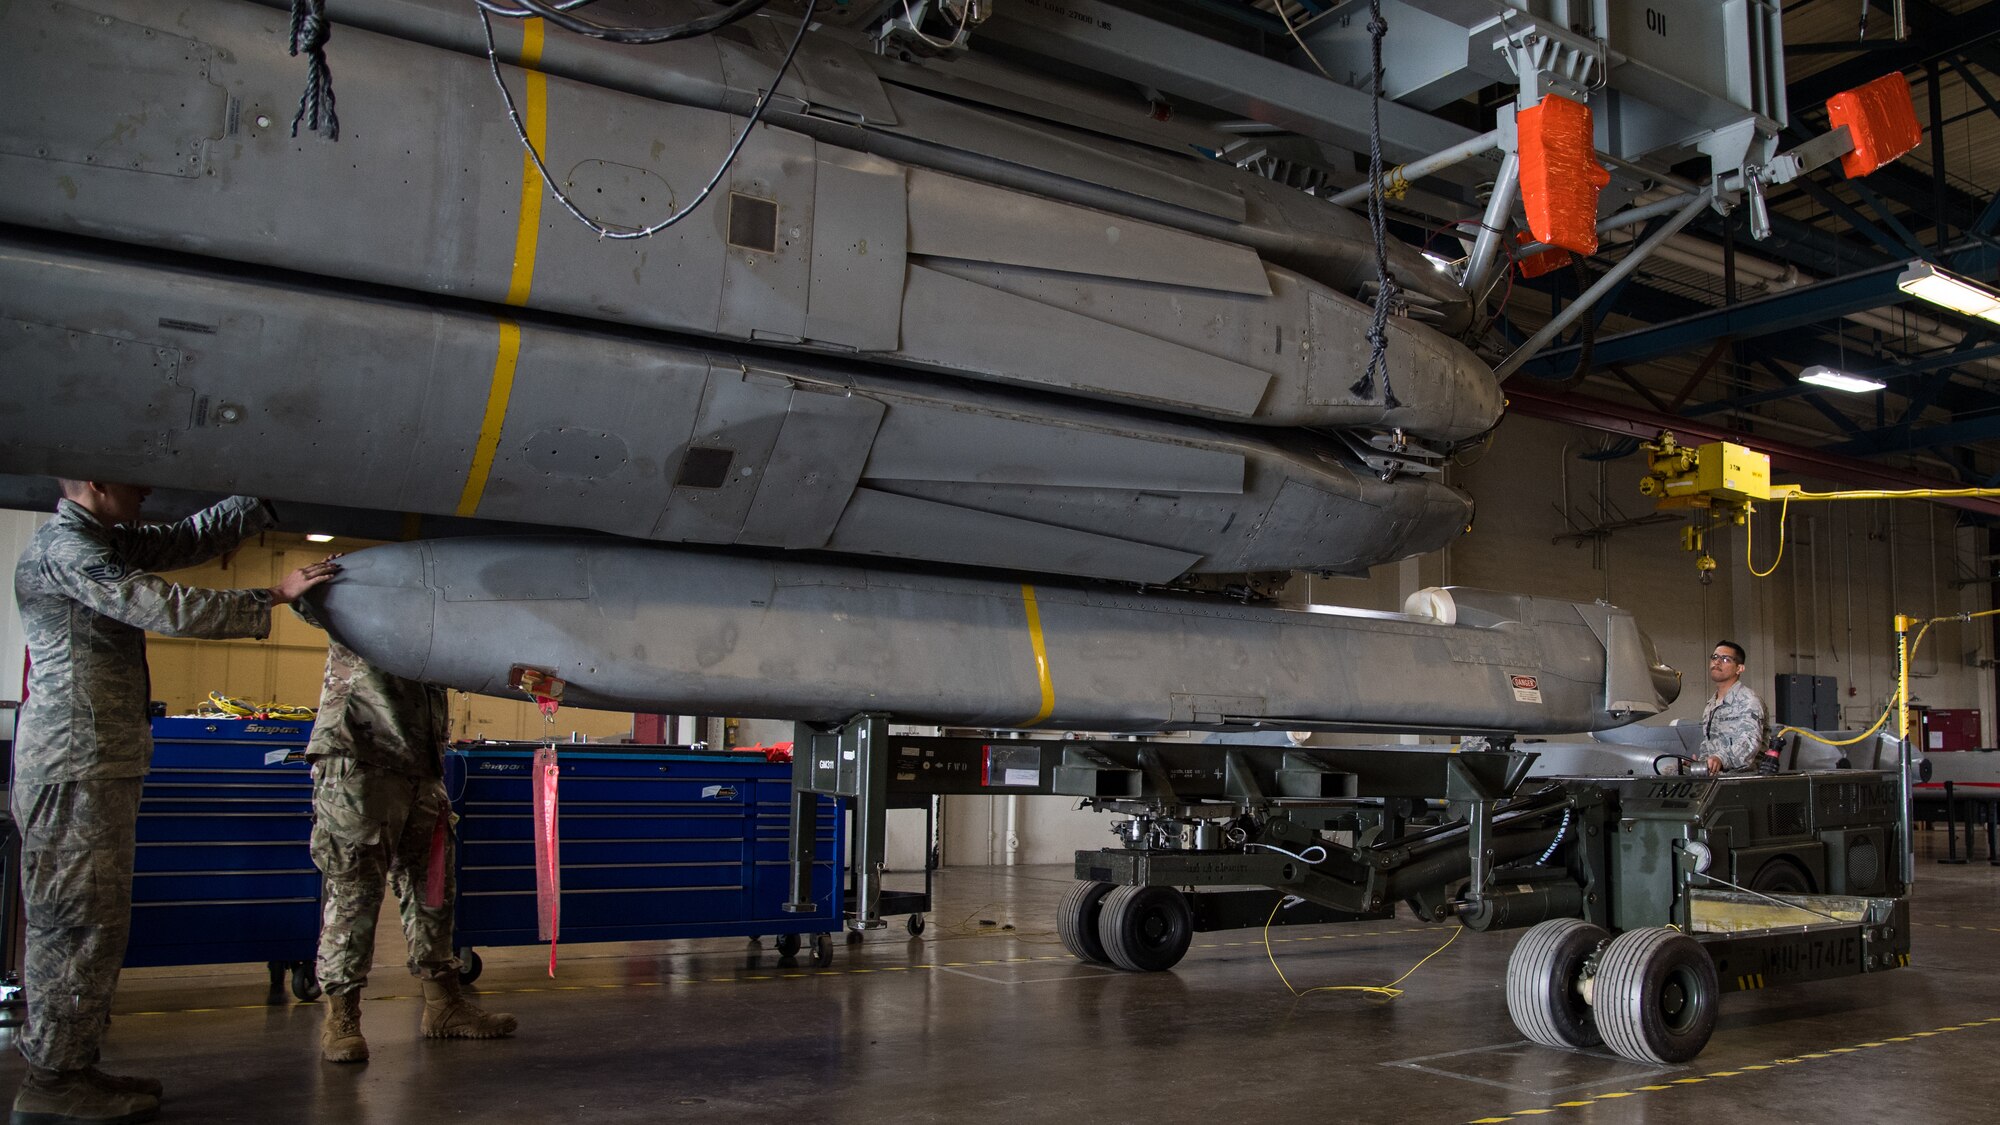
1514,230,1572,279
1827,73,1921,178
1517,94,1609,256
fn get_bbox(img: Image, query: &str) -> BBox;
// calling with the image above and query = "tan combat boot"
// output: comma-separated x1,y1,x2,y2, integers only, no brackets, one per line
321,992,368,1063
11,1066,159,1125
76,1071,161,1101
420,977,518,1040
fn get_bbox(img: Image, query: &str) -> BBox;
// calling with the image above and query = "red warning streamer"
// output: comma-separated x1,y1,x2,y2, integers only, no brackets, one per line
533,742,561,975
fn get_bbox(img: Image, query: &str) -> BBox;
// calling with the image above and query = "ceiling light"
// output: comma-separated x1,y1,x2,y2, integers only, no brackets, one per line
1897,260,2000,323
1799,365,1885,393
305,533,336,543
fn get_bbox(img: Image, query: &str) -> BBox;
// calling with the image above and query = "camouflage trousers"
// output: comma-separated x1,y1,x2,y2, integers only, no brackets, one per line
10,778,143,1071
310,757,459,995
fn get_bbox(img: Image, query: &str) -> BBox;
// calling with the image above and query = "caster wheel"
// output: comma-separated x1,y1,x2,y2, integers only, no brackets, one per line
290,963,322,1002
846,929,864,945
906,913,926,937
811,933,834,968
775,933,802,958
456,947,484,985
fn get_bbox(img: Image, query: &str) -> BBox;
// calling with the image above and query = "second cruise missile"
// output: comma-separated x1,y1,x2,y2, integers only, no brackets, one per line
310,537,1681,735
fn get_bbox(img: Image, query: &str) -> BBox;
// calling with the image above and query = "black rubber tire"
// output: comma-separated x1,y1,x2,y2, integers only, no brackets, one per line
290,963,323,1003
1098,885,1194,972
1056,881,1117,965
1749,857,1814,894
456,947,484,985
906,913,926,937
266,960,286,991
1593,927,1720,1064
811,933,834,968
774,933,803,958
1506,919,1609,1049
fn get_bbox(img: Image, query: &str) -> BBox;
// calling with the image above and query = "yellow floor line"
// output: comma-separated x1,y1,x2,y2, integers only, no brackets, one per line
1464,1014,2000,1123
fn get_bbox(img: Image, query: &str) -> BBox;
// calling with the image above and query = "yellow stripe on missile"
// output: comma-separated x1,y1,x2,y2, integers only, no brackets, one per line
459,17,547,518
1019,584,1055,726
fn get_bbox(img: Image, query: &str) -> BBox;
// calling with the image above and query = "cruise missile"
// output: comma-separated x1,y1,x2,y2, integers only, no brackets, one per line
310,537,1682,735
0,231,1470,585
0,0,1498,446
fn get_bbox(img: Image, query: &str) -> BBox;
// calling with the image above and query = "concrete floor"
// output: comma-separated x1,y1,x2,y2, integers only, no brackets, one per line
3,829,1997,1124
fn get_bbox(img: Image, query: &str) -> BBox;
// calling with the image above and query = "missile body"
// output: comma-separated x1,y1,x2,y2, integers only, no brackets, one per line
0,233,1469,584
313,538,1681,735
0,0,1498,440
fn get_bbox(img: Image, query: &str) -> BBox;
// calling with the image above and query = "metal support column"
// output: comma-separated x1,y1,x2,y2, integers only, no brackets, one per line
785,714,891,929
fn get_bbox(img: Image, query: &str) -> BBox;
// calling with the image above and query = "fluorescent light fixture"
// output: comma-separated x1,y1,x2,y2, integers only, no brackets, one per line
1897,260,2000,323
1799,365,1886,393
305,533,336,543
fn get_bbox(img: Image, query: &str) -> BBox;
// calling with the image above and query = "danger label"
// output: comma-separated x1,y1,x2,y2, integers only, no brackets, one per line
1510,674,1543,704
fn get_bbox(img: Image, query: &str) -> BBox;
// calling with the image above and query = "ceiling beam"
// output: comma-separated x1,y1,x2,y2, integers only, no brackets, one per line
1522,261,1914,373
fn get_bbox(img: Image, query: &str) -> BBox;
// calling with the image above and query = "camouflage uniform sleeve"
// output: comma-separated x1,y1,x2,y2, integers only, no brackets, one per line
110,495,275,573
35,549,272,640
1703,687,1768,771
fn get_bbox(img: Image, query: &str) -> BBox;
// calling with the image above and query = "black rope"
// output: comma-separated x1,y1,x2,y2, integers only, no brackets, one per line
1352,0,1400,408
289,0,338,140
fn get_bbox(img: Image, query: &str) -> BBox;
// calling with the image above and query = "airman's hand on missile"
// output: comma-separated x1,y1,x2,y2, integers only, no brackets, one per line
271,554,343,605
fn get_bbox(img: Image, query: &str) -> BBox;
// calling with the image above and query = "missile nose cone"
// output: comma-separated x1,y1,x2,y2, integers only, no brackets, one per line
304,542,437,681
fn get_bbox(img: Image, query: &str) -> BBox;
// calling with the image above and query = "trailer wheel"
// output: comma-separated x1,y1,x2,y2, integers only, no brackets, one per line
1506,919,1608,1049
1593,927,1719,1064
1098,885,1193,972
1057,881,1117,965
775,933,802,958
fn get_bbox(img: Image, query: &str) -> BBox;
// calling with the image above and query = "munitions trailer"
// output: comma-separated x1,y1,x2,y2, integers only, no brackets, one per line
788,715,1912,1064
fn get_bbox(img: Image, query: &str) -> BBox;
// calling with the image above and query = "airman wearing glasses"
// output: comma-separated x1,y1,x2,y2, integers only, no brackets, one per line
1699,640,1769,776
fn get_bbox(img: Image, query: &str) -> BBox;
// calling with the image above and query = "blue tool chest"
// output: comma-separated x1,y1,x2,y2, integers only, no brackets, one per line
129,717,321,996
446,745,845,966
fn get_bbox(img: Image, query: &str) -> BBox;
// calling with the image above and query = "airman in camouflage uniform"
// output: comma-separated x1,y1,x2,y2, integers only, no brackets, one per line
297,615,517,1064
11,482,336,1125
1700,639,1769,773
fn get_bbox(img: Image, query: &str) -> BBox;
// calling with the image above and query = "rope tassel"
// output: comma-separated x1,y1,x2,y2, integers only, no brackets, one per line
1354,0,1399,411
289,0,339,140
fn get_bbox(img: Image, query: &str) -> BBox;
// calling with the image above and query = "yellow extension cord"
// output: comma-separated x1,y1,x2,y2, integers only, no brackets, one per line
1748,487,2000,578
1261,898,1464,1000
201,691,316,720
